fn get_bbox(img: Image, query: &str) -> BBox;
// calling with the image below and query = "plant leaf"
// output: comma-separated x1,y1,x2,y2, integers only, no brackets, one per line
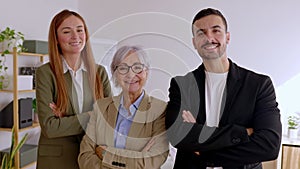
1,153,7,169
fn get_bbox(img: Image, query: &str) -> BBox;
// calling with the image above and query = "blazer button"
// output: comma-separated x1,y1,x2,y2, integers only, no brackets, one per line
206,162,214,167
232,137,241,144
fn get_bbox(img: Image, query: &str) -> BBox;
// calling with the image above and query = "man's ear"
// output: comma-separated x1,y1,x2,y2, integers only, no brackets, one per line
226,32,230,44
192,37,197,49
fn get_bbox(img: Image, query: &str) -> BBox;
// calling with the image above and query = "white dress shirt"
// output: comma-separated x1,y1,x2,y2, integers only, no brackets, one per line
62,58,86,113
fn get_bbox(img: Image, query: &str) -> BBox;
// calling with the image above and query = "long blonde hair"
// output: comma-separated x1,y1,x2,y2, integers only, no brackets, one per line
48,9,103,113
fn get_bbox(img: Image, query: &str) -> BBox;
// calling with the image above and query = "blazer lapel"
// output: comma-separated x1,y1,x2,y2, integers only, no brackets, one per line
64,72,79,114
82,71,93,112
127,94,151,139
193,65,207,124
99,95,120,146
107,95,121,128
219,60,242,125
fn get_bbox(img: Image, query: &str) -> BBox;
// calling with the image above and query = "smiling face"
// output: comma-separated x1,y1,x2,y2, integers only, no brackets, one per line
57,15,86,56
116,51,148,98
192,15,230,61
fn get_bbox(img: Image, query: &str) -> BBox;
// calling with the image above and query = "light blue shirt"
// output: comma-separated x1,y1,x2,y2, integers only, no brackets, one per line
114,91,145,149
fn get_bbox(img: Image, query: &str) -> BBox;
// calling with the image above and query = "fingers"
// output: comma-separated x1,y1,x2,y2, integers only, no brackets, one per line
49,102,64,117
49,102,57,110
96,145,107,159
182,110,196,123
95,146,102,158
246,128,254,136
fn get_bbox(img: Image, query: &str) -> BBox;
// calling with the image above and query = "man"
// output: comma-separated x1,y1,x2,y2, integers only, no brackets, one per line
165,8,282,169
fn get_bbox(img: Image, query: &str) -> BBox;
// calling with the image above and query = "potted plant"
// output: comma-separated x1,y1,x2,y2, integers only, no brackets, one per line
287,115,300,139
0,27,26,90
0,27,25,53
0,127,28,169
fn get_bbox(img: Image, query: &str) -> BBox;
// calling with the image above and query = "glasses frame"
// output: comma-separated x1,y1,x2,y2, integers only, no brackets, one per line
115,63,145,75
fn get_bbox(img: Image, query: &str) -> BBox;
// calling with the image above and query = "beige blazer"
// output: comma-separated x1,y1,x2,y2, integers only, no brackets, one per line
78,93,169,169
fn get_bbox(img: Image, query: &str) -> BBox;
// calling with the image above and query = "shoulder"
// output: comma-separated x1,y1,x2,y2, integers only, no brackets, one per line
36,63,54,78
231,61,273,89
36,62,51,72
95,96,113,107
96,64,108,72
149,96,167,108
172,64,203,83
233,62,271,82
95,64,110,78
170,69,200,90
146,95,167,117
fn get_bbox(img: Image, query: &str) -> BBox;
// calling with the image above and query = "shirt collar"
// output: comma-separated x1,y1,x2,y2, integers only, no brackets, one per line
62,56,87,74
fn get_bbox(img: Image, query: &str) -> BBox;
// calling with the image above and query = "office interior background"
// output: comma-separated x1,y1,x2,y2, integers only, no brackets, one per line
1,0,300,168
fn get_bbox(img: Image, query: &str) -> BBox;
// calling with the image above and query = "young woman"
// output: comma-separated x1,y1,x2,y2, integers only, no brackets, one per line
35,9,111,169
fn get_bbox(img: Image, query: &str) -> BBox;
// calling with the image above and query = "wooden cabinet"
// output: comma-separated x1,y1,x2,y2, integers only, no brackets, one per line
0,47,47,169
281,144,300,169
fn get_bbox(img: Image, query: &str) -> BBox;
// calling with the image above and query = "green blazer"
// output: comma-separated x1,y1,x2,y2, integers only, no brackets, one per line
35,63,111,169
78,93,169,169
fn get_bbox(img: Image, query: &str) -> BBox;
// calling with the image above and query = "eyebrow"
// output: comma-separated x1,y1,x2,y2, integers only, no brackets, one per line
196,25,222,33
61,25,84,30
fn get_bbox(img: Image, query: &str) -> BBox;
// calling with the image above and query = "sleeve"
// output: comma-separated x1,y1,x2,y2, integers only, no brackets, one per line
97,65,112,97
36,66,90,138
102,109,169,169
198,77,282,167
78,108,101,169
165,77,249,152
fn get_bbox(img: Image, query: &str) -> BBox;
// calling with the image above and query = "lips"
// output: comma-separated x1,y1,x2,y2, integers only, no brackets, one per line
69,41,81,46
125,80,139,84
203,43,219,50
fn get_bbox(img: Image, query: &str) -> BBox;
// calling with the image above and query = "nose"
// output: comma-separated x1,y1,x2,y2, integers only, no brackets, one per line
71,30,79,39
205,31,214,42
129,68,137,76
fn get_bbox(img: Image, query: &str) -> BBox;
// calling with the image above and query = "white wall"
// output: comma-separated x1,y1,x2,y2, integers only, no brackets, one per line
78,1,300,130
0,0,79,41
78,0,300,88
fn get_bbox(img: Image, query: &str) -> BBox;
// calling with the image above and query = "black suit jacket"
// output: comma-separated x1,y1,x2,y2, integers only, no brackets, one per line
165,59,282,169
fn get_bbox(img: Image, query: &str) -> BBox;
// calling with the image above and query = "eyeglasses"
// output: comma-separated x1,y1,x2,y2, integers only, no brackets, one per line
115,63,145,75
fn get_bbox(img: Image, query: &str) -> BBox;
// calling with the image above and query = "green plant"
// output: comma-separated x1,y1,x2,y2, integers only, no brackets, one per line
1,127,28,169
0,60,8,89
288,115,300,129
32,98,36,113
0,27,25,54
0,27,26,90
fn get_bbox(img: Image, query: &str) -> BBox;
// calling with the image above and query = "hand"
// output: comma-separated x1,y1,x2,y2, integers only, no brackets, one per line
49,102,64,117
95,145,107,160
246,128,253,136
142,137,156,152
182,110,196,123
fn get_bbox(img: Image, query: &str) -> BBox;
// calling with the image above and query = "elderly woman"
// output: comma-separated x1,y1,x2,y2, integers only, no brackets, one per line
78,45,169,169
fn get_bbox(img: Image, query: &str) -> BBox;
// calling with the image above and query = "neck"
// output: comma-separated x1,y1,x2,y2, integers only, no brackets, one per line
122,90,143,109
203,57,229,73
63,54,81,71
